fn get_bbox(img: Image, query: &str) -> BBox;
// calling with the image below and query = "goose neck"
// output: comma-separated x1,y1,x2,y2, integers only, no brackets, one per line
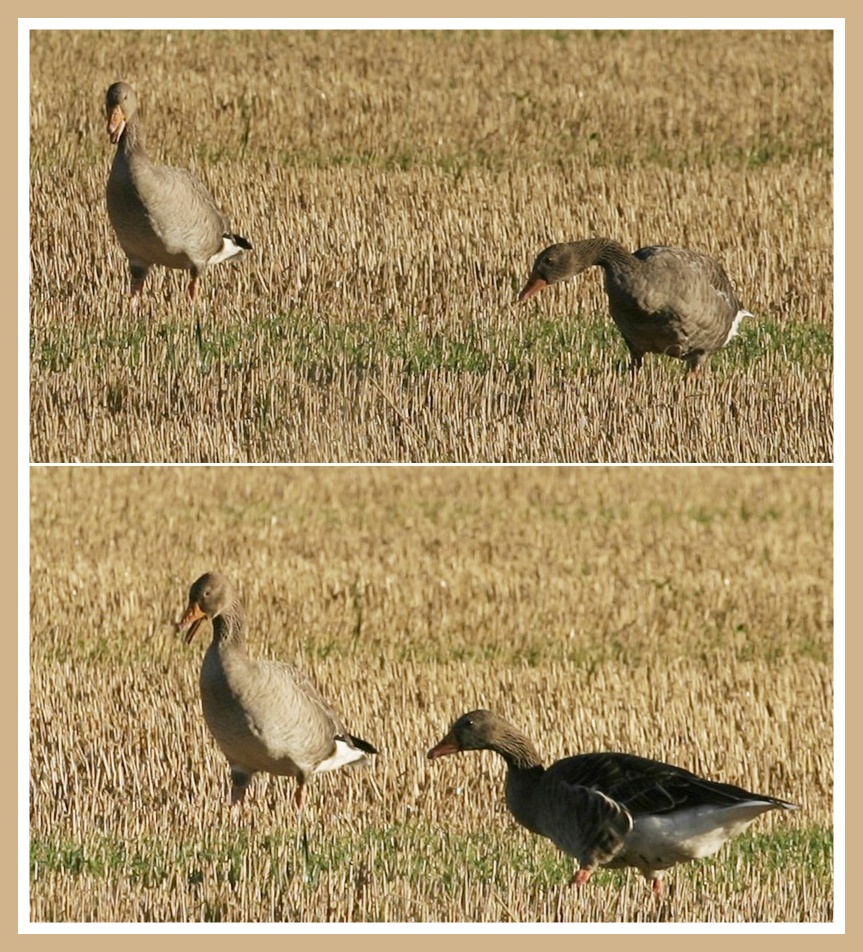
211,604,247,650
577,237,632,270
491,729,544,772
119,117,146,155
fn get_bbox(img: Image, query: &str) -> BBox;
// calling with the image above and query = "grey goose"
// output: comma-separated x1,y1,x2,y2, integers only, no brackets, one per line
428,710,795,897
105,82,251,300
519,239,751,372
176,572,376,807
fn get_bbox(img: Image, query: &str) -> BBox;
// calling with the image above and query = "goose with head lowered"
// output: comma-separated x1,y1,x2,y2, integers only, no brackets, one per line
519,239,751,372
176,572,376,807
105,81,251,300
428,710,795,897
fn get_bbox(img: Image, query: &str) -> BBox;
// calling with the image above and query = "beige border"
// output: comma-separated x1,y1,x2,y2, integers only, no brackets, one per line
15,6,848,945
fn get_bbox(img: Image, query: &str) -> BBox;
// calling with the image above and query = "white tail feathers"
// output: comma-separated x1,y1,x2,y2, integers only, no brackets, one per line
207,233,252,267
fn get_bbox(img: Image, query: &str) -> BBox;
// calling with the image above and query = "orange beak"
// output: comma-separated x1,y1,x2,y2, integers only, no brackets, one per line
517,275,548,302
107,105,126,144
175,603,207,644
428,731,460,759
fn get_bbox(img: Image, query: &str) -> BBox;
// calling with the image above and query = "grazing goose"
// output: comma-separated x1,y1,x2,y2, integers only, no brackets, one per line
428,710,795,897
518,239,751,372
176,572,376,807
105,81,251,299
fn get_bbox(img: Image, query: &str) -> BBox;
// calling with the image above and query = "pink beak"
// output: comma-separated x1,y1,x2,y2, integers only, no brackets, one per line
518,275,548,302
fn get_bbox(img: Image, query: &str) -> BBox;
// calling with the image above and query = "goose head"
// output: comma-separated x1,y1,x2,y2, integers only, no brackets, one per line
518,242,597,301
428,710,510,758
105,82,138,144
175,572,237,644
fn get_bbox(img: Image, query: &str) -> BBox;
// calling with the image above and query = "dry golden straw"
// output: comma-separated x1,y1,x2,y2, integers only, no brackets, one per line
29,30,832,462
30,466,833,922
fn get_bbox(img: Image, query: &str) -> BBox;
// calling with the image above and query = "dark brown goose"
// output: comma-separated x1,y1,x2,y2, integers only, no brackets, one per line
519,239,750,372
428,710,795,897
105,82,251,299
176,572,376,807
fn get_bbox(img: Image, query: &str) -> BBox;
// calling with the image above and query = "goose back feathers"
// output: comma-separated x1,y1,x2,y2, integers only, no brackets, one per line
428,710,795,896
519,238,750,372
105,82,251,299
176,572,376,807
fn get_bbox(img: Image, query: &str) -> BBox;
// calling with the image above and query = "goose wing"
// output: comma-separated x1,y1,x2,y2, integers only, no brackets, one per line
260,659,376,756
633,246,746,344
546,751,787,818
535,770,633,868
129,161,231,262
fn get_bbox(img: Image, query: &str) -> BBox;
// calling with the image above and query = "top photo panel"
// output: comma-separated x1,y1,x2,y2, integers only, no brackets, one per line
28,28,834,464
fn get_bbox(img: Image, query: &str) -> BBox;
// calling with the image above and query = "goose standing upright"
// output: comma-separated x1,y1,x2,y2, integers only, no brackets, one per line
105,82,251,299
176,572,376,807
428,710,796,897
519,239,751,372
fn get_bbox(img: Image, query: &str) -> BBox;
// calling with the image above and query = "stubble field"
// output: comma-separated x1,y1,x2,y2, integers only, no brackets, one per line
29,29,833,463
29,466,833,922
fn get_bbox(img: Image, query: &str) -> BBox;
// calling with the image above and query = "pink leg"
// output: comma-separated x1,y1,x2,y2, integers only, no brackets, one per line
652,877,664,899
294,782,305,809
569,868,593,888
188,275,199,299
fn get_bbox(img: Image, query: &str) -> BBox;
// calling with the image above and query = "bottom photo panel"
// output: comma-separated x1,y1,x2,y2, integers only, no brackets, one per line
28,465,834,924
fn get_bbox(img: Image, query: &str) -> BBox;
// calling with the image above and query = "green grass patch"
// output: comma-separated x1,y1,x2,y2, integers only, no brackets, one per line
31,311,831,384
31,823,831,896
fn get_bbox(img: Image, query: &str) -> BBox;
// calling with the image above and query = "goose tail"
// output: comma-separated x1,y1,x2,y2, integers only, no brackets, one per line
208,233,252,266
